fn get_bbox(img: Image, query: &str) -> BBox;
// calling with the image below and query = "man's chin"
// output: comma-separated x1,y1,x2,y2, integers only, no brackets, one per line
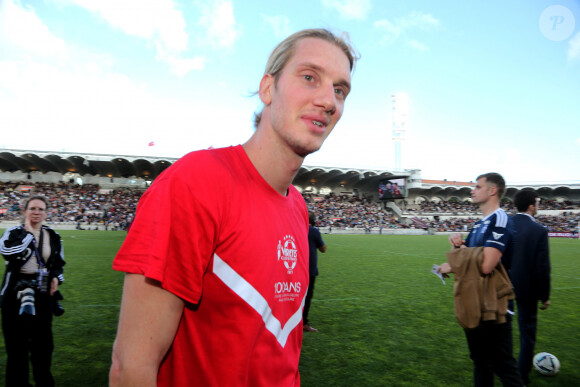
287,139,323,158
295,145,322,158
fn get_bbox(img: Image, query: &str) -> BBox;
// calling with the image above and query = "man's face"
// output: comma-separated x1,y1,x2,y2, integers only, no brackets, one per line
533,198,540,216
260,37,351,157
25,199,47,225
471,178,495,205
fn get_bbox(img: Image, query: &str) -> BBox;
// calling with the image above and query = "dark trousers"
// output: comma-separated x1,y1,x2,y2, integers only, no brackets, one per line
2,291,55,387
303,276,316,325
464,315,523,387
516,298,538,384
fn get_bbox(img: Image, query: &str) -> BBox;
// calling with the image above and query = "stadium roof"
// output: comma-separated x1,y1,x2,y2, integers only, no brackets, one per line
2,149,578,196
0,149,410,192
1,149,173,180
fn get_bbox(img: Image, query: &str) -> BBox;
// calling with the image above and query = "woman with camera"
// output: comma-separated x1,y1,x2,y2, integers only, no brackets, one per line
0,195,65,387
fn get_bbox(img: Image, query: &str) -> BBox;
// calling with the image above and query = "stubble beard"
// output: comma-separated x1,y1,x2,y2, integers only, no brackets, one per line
290,140,320,158
275,124,325,159
472,196,486,208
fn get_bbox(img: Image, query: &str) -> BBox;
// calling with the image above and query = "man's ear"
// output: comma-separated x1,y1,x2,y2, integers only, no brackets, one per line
259,74,274,106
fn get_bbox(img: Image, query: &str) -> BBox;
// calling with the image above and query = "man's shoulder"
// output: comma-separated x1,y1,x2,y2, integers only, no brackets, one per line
489,208,510,228
161,146,243,181
42,225,60,239
2,225,23,235
512,213,530,224
308,225,322,236
513,214,545,232
528,218,548,236
178,146,240,168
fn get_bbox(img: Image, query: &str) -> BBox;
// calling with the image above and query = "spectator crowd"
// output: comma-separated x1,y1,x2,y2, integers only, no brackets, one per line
304,193,406,230
0,181,139,230
1,182,579,234
406,199,579,215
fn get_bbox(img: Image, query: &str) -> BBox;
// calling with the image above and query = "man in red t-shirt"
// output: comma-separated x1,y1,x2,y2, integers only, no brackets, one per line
110,28,358,387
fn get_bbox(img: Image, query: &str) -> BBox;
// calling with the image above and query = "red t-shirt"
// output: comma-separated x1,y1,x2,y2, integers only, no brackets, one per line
113,145,309,386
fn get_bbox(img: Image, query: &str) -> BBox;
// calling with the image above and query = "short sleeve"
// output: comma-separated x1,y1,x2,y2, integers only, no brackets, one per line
113,153,222,304
483,218,510,254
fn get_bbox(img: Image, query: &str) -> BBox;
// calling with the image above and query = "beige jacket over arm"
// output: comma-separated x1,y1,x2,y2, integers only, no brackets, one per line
446,246,514,329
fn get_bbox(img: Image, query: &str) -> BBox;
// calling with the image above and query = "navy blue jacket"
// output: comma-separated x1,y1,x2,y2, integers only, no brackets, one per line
510,214,550,303
308,226,325,277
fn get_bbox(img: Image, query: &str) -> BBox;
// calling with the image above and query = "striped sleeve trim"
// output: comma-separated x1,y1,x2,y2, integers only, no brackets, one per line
0,226,34,255
494,209,508,228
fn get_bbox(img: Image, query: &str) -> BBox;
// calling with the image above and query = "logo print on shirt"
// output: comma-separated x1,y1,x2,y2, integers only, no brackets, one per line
492,232,503,240
277,235,298,274
213,254,305,348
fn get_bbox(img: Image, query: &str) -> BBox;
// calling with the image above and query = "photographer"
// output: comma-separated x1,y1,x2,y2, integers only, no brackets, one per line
0,195,65,387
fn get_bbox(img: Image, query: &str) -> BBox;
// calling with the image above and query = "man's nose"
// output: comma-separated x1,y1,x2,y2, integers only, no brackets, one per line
313,83,337,115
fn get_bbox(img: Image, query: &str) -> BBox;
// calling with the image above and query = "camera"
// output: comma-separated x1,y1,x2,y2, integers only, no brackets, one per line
15,280,36,316
52,290,65,317
13,278,65,317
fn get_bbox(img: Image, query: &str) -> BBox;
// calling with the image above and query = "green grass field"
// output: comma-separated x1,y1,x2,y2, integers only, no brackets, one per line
0,231,578,386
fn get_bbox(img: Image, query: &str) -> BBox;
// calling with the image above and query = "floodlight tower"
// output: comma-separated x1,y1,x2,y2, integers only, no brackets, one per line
392,93,409,171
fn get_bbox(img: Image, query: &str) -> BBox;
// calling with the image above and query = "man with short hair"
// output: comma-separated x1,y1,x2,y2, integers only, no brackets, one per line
109,29,357,386
511,190,551,385
438,172,523,386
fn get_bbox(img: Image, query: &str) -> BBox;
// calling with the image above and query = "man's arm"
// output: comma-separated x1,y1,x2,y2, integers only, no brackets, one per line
439,246,503,276
315,228,327,253
481,247,502,274
537,228,551,307
110,274,184,387
436,233,465,276
448,233,465,248
0,226,34,262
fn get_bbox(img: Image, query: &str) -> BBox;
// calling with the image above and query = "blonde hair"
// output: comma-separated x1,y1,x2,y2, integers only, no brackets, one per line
253,28,359,128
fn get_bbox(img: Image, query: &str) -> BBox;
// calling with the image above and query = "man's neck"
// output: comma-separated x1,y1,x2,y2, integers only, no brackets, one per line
479,201,499,218
242,132,304,196
517,212,535,222
26,223,42,232
521,209,536,218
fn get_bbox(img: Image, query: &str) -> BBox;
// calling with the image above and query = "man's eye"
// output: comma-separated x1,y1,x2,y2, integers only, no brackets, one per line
335,88,348,98
303,75,313,81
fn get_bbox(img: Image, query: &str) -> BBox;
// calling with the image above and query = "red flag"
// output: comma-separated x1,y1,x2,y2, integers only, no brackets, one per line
148,141,155,147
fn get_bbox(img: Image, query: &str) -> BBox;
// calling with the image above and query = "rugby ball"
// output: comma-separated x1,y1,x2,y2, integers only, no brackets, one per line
533,352,560,376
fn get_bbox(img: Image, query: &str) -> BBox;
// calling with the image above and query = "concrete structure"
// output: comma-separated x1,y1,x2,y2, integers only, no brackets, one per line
1,149,579,201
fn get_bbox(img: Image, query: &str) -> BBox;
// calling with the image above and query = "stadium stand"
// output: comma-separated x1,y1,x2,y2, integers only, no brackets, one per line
1,149,579,236
0,181,138,230
1,182,579,235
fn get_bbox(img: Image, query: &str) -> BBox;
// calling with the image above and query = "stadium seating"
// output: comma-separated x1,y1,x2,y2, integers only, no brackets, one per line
1,182,579,235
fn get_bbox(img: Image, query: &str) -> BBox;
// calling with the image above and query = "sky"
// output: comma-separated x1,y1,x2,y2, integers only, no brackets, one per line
1,0,579,184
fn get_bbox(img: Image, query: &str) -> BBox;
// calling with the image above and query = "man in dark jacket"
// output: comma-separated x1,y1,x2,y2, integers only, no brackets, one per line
303,211,326,332
511,190,551,384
